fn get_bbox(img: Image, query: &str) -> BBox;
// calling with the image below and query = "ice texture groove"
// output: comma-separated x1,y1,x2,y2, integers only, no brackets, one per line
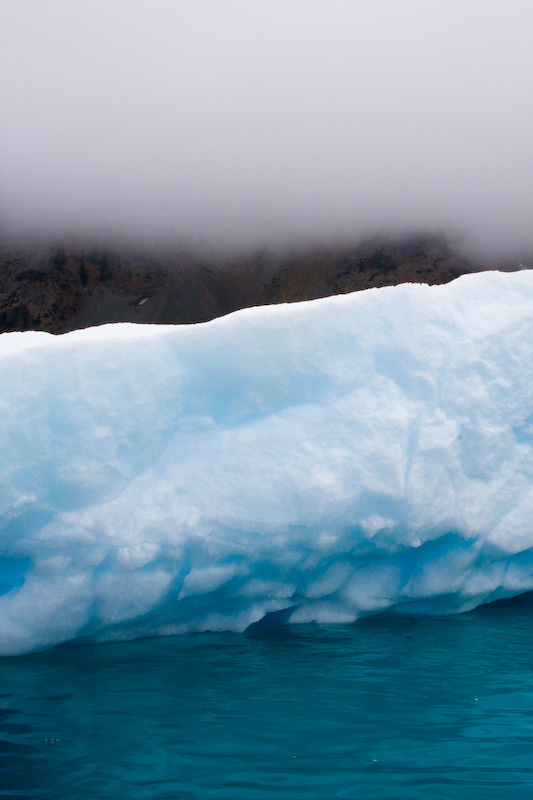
1,271,533,655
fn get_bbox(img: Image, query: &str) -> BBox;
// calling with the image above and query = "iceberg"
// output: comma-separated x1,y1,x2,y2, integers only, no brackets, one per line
2,270,533,656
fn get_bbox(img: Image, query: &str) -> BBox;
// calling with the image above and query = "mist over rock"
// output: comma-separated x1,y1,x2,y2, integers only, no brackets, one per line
0,235,508,335
2,3,532,260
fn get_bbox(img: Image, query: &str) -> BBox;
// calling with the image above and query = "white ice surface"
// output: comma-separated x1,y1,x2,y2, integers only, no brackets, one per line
2,271,533,655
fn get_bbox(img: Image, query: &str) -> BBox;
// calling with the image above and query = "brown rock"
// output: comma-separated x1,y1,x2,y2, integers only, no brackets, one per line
0,235,526,335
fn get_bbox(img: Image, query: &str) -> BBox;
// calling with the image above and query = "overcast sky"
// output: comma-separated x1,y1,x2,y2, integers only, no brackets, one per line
1,0,532,257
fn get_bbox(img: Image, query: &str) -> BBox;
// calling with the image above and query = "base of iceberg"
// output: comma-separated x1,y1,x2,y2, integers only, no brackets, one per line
2,270,533,656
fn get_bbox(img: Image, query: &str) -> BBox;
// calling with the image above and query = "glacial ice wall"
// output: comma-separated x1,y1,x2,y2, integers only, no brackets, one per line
2,271,533,655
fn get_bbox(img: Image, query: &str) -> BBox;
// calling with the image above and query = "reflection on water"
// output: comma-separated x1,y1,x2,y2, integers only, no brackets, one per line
2,595,533,799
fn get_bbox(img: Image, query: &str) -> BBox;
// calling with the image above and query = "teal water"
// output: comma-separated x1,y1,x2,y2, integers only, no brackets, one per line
1,596,533,800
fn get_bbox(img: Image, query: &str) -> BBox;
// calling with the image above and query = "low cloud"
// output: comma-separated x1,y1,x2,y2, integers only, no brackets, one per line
1,0,532,259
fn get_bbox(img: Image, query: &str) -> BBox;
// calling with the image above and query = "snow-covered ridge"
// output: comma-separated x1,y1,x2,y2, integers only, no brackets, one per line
2,271,533,656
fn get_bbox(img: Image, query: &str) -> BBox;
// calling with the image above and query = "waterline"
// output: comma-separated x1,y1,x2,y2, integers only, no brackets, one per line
1,596,533,799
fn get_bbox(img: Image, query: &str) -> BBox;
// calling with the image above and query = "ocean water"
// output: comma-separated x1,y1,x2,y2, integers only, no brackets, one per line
1,596,533,800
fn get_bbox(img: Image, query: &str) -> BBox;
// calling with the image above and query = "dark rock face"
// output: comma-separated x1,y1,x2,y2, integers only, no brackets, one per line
0,235,520,335
0,244,164,334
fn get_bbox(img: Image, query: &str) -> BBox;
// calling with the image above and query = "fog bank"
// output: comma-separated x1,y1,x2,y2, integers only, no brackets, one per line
1,1,532,258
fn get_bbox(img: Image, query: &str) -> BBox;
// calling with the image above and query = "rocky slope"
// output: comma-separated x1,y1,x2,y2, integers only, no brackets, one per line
0,235,521,335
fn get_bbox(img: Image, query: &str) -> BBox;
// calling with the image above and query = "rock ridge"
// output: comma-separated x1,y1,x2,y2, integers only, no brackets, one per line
0,235,526,334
